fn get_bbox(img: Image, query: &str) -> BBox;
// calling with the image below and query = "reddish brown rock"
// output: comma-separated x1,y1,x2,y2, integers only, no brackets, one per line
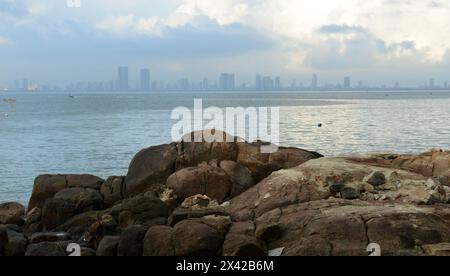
0,202,25,225
219,160,254,197
41,198,77,231
125,131,322,199
166,163,234,202
172,219,224,256
28,175,67,210
143,226,175,256
118,225,149,256
66,174,104,190
125,143,179,196
101,176,125,207
54,188,104,212
28,174,104,210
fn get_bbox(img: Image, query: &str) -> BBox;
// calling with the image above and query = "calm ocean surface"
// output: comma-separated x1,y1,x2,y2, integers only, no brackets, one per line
1,90,450,205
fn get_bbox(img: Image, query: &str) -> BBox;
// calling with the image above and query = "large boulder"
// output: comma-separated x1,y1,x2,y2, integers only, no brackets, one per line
25,241,71,256
117,225,149,256
54,210,108,238
143,217,228,256
54,188,104,212
101,176,125,207
125,130,322,198
228,192,450,256
348,150,450,180
97,236,120,256
278,199,450,256
222,221,266,256
28,175,67,210
237,143,323,182
125,143,179,196
0,202,25,225
30,232,71,244
28,174,104,210
0,225,28,256
41,198,77,231
118,194,172,229
166,163,234,202
228,157,448,221
219,161,254,197
143,226,175,256
66,174,104,190
172,219,225,256
227,166,331,220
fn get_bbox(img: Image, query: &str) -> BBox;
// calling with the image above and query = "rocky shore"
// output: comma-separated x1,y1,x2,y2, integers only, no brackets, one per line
1,130,450,256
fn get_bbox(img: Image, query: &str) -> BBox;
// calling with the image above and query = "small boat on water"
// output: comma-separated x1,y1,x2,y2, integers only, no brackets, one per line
69,95,75,99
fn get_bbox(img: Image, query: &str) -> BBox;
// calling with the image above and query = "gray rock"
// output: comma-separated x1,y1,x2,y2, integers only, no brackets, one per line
367,171,387,186
0,226,28,256
340,187,360,200
30,232,71,244
41,198,77,230
329,182,346,193
54,187,104,212
25,241,71,256
101,176,125,207
97,236,120,256
117,225,149,256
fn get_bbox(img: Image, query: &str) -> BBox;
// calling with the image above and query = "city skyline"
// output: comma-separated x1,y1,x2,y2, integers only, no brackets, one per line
1,1,450,87
2,65,449,92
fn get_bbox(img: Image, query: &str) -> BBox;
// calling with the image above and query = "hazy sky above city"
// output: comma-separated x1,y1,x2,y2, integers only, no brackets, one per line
1,0,450,86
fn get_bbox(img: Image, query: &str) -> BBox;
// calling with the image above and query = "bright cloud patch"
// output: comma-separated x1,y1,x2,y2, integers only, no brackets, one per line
0,36,9,45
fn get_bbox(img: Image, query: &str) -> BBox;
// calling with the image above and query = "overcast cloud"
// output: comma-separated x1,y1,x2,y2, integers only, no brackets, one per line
0,0,449,86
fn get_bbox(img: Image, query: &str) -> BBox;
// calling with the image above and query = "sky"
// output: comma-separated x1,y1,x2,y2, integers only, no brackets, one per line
0,0,450,87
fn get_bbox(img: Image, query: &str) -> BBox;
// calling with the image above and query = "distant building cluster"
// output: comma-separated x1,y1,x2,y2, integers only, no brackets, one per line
2,67,450,92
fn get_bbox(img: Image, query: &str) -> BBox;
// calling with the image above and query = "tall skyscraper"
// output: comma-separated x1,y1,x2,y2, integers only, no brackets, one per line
220,73,235,91
256,74,262,90
22,78,29,91
311,74,318,89
344,77,351,89
178,78,190,90
444,82,448,89
117,66,129,91
140,69,150,91
262,76,274,90
429,78,435,89
275,77,281,90
202,78,209,91
14,80,20,91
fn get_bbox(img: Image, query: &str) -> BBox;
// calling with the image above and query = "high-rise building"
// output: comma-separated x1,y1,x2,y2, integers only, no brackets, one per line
429,78,435,89
311,74,318,89
220,73,235,91
444,82,448,89
14,80,20,91
344,77,351,89
275,77,281,90
116,66,129,91
202,78,209,91
256,74,262,90
178,78,190,90
22,78,29,91
262,76,274,90
140,69,150,91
